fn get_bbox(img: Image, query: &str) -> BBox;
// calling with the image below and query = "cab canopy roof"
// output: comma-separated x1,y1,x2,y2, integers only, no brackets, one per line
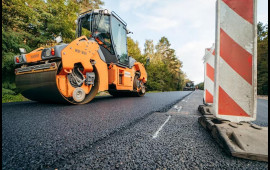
79,9,127,26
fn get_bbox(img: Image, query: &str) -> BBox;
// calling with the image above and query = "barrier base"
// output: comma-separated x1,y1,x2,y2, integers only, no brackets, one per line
198,114,268,162
198,105,213,115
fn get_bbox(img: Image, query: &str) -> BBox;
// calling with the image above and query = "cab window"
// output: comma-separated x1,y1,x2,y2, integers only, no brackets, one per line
80,14,91,38
111,15,128,65
93,15,114,53
79,14,114,54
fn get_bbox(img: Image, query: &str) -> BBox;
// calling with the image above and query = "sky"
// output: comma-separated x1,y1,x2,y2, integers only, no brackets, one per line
101,0,268,84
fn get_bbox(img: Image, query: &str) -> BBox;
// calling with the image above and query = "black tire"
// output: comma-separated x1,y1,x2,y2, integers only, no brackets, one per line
108,73,146,97
133,74,146,97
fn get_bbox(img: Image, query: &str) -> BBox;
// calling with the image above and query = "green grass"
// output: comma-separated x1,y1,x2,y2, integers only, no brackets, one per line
96,91,110,96
146,91,162,93
2,88,29,103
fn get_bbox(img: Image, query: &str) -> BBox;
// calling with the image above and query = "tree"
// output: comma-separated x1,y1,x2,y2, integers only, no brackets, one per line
75,0,104,13
196,82,204,90
257,22,268,95
144,39,155,63
127,37,146,64
143,37,185,91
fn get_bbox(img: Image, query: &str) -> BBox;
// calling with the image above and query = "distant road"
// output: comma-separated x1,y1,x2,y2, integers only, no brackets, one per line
252,99,268,127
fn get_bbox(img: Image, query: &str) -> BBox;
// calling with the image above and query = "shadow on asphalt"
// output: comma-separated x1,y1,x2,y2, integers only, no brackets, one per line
1,95,128,107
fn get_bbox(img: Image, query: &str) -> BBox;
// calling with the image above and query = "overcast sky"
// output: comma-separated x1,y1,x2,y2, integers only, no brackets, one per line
101,0,268,84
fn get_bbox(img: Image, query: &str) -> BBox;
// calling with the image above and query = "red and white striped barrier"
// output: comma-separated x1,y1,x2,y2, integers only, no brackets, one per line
214,0,257,122
203,44,215,104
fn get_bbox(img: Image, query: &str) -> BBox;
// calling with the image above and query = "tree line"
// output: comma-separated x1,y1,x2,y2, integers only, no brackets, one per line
257,22,268,95
127,37,186,91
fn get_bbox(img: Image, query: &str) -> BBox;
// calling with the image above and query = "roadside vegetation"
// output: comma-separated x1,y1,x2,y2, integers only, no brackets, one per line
196,82,204,90
2,88,29,103
257,22,268,95
2,1,268,103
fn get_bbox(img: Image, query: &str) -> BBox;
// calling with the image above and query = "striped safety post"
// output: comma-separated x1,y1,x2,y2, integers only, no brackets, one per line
214,0,257,122
203,44,215,105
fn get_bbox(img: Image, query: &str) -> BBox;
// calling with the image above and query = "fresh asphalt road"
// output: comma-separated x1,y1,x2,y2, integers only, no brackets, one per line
2,91,268,169
2,91,191,169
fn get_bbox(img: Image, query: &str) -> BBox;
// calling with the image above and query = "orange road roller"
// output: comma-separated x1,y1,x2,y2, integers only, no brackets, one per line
14,9,147,104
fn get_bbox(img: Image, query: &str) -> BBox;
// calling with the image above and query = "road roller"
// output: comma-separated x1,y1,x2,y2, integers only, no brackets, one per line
14,9,147,104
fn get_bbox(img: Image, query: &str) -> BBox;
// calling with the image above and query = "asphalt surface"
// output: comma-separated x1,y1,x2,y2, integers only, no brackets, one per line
2,91,268,169
252,99,268,127
2,91,191,169
52,91,267,169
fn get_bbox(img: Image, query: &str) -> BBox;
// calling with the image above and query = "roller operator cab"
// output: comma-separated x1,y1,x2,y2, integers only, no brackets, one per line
14,9,147,104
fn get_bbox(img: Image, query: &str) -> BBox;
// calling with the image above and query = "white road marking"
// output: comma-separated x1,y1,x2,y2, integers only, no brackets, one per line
152,115,171,139
177,106,182,112
173,105,182,112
